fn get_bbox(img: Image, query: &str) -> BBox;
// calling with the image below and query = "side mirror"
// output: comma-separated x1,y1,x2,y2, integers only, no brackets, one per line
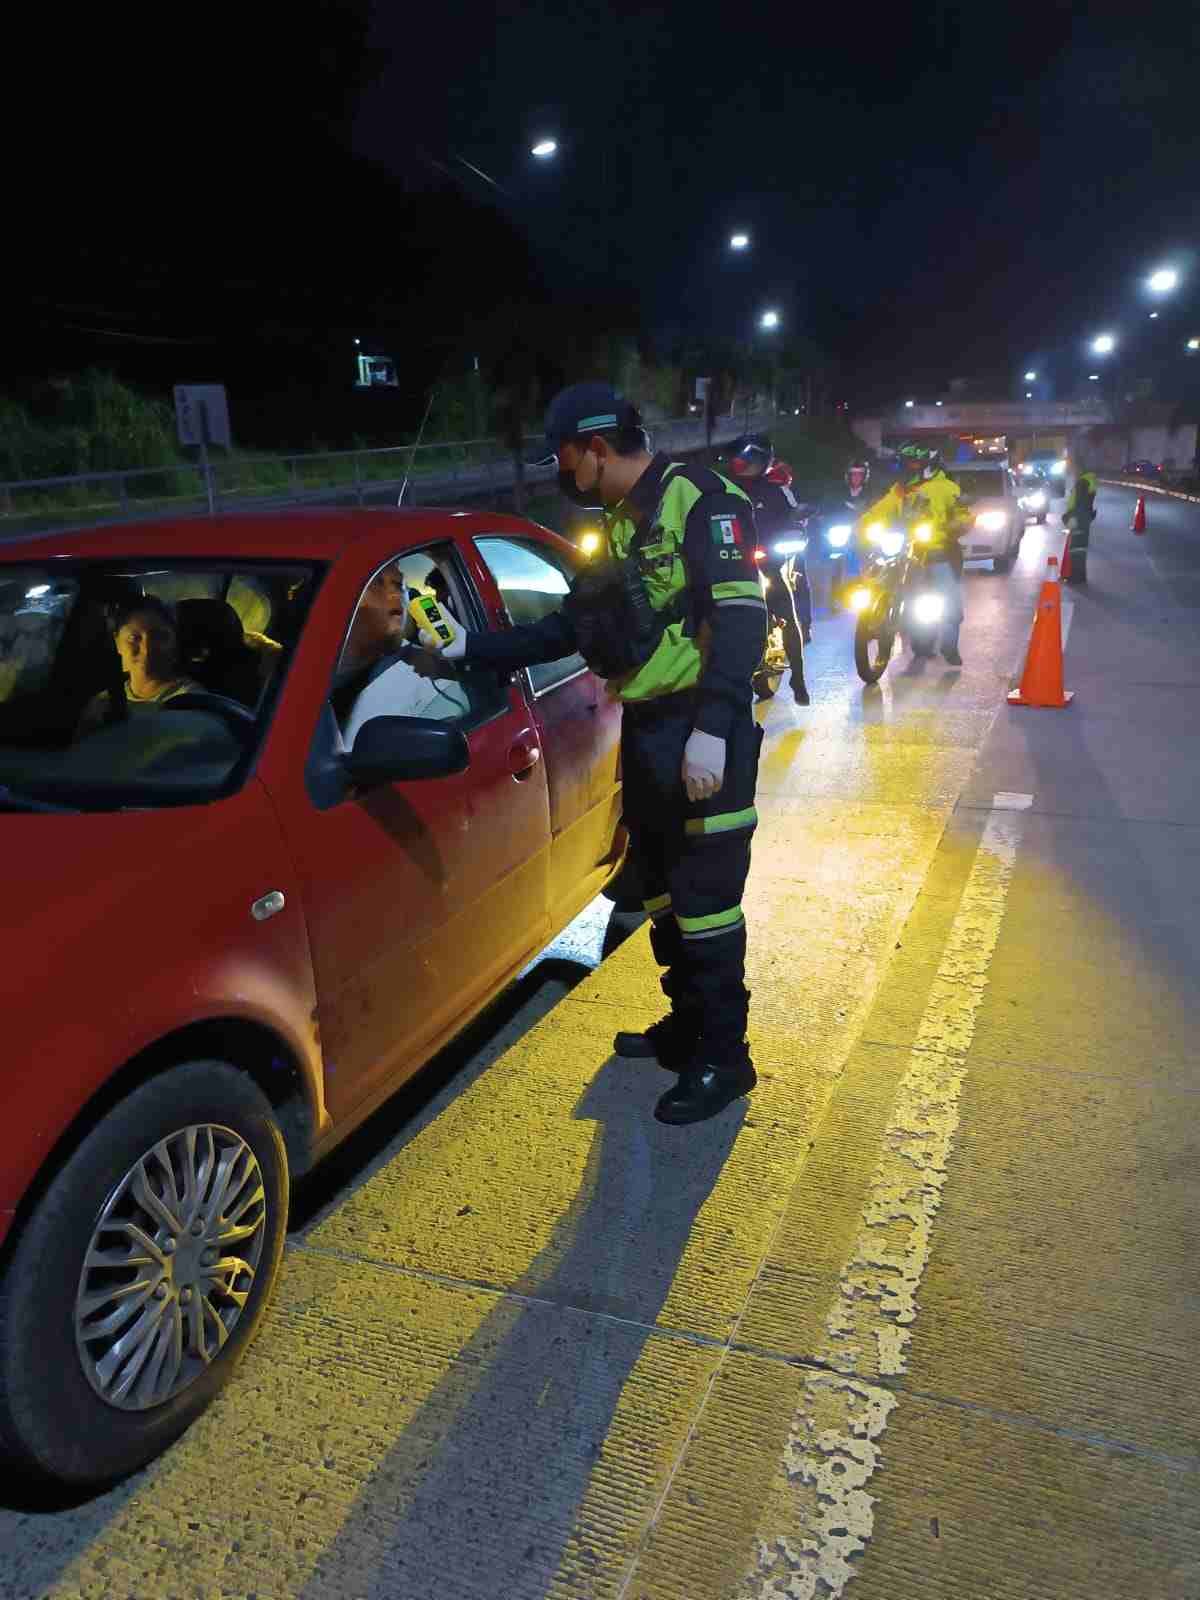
342,716,469,788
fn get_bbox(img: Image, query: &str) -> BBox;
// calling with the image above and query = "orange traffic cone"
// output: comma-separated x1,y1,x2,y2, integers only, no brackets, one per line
1059,529,1072,581
1008,557,1074,709
1132,495,1147,534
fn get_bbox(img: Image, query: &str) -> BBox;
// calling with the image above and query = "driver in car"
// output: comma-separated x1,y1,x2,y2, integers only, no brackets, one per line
76,598,202,735
333,563,469,745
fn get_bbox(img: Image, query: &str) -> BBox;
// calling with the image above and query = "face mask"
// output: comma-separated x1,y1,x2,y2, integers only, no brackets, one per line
557,469,598,507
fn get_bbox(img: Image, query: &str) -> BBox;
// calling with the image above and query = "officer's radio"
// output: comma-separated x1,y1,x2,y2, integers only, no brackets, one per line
409,593,456,647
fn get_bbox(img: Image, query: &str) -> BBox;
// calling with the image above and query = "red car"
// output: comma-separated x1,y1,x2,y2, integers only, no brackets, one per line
0,509,623,1487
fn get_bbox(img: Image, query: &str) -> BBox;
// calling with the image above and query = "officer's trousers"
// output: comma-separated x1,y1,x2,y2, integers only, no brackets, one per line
1065,515,1092,584
620,693,763,1070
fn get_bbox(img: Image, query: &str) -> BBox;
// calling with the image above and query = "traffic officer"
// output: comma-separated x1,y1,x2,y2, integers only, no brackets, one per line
421,382,767,1126
725,433,810,703
1062,452,1098,585
860,445,967,664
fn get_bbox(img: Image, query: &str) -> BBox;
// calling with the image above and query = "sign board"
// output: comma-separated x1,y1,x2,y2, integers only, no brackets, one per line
694,377,711,400
174,384,231,449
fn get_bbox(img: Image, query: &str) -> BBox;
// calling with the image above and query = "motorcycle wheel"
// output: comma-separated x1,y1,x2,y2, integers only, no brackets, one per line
854,614,895,684
753,669,782,700
909,630,937,659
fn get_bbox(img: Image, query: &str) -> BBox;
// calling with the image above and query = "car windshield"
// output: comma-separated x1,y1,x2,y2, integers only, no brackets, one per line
954,469,1008,501
0,559,317,811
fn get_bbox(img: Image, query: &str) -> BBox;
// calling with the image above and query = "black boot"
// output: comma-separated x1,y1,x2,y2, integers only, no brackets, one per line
654,1063,757,1125
614,1014,697,1071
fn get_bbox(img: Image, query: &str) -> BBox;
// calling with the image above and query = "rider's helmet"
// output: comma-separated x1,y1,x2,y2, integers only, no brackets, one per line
898,444,943,485
846,459,871,496
726,433,774,478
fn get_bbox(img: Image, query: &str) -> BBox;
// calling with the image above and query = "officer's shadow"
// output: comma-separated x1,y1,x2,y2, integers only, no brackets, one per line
299,1056,744,1600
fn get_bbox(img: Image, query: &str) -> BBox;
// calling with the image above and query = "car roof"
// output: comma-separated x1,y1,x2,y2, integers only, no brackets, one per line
0,506,546,565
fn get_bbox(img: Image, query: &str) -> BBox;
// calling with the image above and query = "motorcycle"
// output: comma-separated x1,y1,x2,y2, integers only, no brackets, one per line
819,507,868,610
847,519,948,683
752,530,809,700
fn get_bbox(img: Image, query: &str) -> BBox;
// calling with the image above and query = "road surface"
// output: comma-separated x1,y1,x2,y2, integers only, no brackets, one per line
3,487,1199,1598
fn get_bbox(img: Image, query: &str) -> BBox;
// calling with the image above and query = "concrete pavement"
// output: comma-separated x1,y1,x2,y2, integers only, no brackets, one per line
2,491,1199,1598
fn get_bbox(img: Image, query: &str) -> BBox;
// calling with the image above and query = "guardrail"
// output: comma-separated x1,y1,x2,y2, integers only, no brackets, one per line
0,411,769,539
1098,476,1200,506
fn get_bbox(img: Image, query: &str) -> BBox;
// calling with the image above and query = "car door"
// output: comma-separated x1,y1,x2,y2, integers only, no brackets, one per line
273,539,553,1124
473,534,623,929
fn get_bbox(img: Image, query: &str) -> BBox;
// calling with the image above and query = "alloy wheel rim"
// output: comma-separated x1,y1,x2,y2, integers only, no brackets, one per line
74,1123,267,1411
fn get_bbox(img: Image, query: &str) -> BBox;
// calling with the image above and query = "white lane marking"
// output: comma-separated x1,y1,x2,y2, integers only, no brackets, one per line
741,798,1025,1600
992,791,1033,810
1060,595,1075,651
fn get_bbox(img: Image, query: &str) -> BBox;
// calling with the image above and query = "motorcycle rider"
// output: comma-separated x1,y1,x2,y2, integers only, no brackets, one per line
725,433,810,704
858,444,967,665
765,457,814,642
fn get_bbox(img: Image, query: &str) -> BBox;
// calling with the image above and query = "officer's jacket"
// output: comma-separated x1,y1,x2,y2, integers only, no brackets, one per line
1063,471,1098,524
463,453,767,739
859,472,965,547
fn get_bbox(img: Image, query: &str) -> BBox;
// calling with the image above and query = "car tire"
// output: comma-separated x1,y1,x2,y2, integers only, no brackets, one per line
992,553,1012,573
0,1061,288,1489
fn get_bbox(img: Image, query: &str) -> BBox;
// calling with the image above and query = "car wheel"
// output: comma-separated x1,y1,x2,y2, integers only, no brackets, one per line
0,1061,288,1488
992,553,1012,573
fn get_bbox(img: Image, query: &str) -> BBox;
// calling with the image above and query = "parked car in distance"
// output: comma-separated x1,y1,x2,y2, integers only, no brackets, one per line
0,508,624,1489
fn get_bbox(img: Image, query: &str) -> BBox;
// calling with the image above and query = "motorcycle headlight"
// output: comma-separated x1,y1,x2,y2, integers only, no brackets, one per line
878,530,906,557
975,510,1007,532
827,524,852,549
772,537,808,555
848,586,874,613
912,593,946,624
577,529,602,557
914,521,934,543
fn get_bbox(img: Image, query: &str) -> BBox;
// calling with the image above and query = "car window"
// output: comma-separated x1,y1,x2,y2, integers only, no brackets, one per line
473,535,588,695
0,560,316,811
332,541,506,749
954,469,1008,500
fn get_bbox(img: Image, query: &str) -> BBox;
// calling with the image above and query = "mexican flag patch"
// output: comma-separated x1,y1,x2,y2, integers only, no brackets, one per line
710,513,746,548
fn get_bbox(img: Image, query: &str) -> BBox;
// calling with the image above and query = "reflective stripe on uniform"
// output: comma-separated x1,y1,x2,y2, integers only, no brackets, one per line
714,597,768,610
676,905,745,939
643,892,673,918
712,580,764,602
684,806,758,836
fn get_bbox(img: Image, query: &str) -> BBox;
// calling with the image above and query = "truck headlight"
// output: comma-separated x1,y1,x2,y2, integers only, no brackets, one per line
912,593,946,624
975,510,1007,532
827,524,852,548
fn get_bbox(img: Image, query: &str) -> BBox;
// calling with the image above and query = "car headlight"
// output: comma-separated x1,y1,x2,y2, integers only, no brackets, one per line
913,520,934,543
1021,463,1035,475
975,510,1008,532
1052,459,1067,475
827,524,852,548
772,537,808,555
878,530,906,557
1026,491,1046,509
912,593,946,624
848,586,874,613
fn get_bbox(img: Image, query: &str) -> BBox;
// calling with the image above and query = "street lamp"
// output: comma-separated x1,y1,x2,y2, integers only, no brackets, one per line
1025,391,1033,399
730,232,750,251
1088,373,1100,381
1091,333,1116,355
759,309,780,330
1024,370,1037,382
1148,266,1180,294
531,138,558,159
1188,338,1200,352
904,399,915,408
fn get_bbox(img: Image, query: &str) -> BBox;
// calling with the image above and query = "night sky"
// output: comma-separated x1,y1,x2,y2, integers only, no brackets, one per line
8,0,1200,422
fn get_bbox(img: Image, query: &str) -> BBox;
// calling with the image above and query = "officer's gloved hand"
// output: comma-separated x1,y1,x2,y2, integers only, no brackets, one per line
417,626,467,661
682,729,726,802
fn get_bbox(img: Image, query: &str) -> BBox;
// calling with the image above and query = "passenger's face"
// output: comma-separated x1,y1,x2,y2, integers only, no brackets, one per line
353,568,409,657
116,612,174,680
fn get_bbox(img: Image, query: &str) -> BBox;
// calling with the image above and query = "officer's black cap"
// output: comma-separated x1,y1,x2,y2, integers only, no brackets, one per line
530,382,643,464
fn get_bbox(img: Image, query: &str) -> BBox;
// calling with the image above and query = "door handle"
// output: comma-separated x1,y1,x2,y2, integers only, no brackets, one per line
508,736,541,778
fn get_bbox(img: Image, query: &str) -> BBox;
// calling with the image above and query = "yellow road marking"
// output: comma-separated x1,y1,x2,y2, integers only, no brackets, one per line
736,800,1025,1598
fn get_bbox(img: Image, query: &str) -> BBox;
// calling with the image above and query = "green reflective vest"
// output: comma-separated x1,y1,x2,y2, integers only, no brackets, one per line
603,463,755,704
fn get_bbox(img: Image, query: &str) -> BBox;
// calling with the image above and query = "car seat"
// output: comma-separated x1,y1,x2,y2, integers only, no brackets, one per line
175,599,263,707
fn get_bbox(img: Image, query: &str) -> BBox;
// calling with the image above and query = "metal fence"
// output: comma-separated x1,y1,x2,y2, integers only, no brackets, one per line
0,411,769,540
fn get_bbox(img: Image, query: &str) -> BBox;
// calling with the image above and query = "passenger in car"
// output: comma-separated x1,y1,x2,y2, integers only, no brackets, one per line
333,563,469,745
76,598,202,735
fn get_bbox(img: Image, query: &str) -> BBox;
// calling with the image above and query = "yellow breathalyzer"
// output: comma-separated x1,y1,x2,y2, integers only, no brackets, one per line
409,592,457,647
